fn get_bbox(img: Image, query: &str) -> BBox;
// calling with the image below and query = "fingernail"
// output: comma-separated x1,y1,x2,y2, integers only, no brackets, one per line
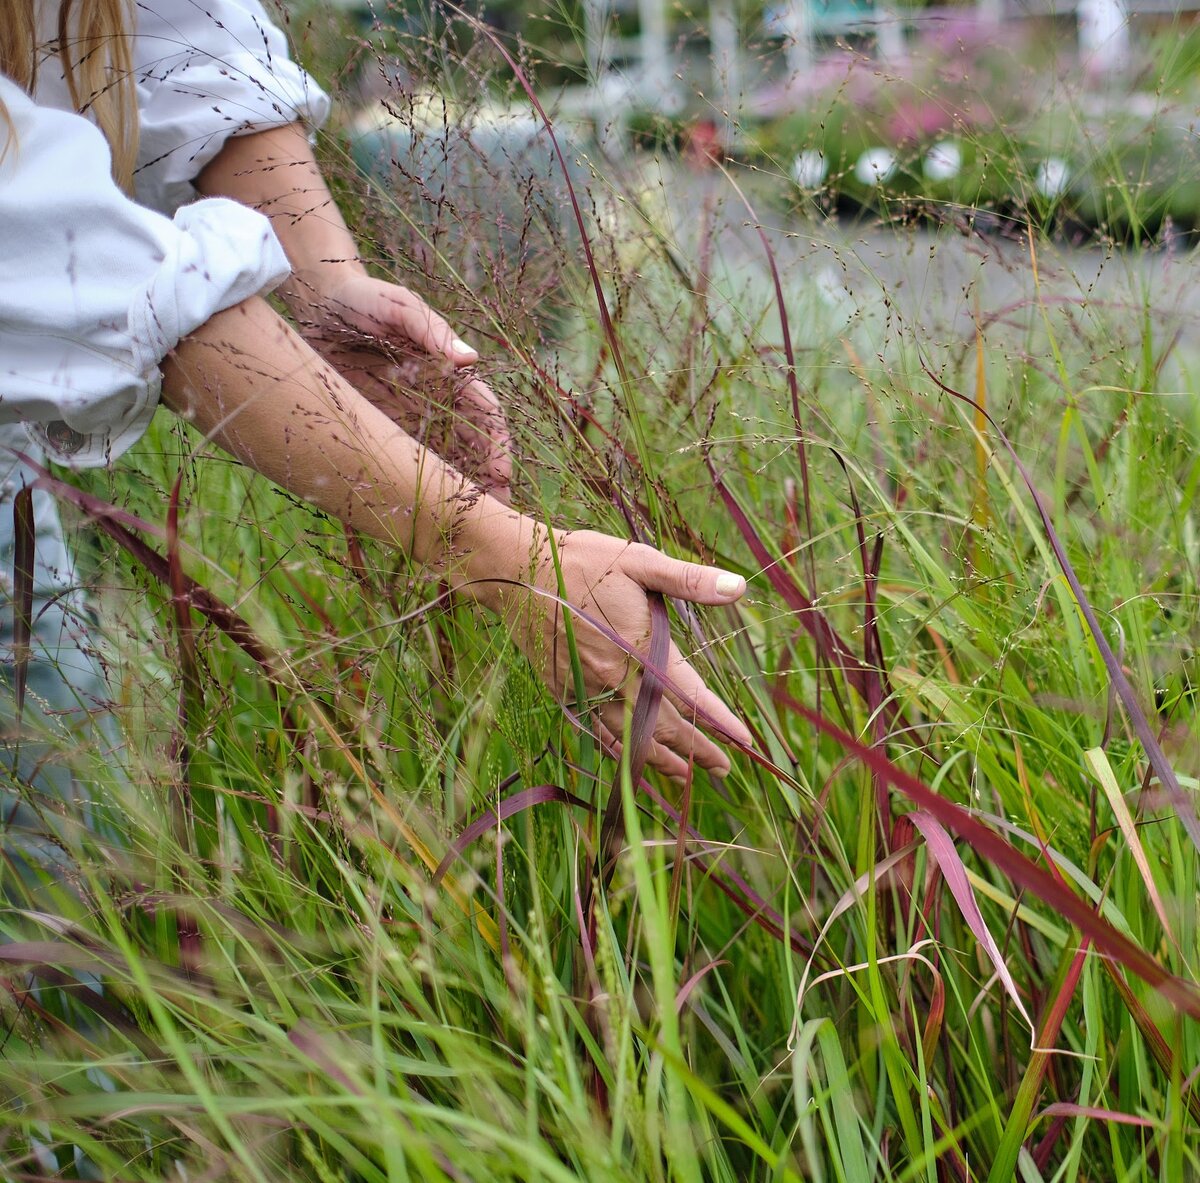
715,570,745,597
451,338,476,357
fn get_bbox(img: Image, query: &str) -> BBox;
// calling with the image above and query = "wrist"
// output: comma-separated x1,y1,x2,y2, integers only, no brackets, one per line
279,261,367,326
449,496,550,614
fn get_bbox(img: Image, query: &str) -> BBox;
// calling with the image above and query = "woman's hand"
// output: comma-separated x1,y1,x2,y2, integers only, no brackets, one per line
533,531,752,779
300,271,479,365
469,520,752,780
291,274,513,497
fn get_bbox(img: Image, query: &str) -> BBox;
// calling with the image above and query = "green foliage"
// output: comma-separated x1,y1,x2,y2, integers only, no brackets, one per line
5,10,1200,1181
731,16,1200,240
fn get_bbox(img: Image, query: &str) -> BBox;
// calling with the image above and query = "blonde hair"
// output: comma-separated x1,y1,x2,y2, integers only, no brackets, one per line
0,0,139,190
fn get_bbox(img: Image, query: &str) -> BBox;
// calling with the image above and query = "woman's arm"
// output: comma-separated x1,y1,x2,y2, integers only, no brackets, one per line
195,123,511,493
196,125,469,358
163,295,496,569
162,296,752,778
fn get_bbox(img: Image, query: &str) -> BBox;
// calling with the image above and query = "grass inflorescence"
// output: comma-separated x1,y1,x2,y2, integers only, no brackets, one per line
2,5,1198,1179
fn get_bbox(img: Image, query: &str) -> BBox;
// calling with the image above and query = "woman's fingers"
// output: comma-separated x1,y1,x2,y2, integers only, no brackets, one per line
596,719,694,782
597,693,729,778
641,694,731,776
659,644,754,749
306,275,510,485
619,542,746,606
314,274,478,368
372,284,478,367
607,540,751,747
589,647,744,779
540,531,751,775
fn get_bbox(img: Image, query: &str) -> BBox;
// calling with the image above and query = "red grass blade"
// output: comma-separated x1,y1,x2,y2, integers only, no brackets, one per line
773,689,1200,1019
909,810,1034,1033
433,784,588,886
11,486,34,720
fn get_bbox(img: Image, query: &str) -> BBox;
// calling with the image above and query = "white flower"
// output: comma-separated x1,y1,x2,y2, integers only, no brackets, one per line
1035,157,1071,198
855,147,897,186
923,140,962,182
792,149,828,189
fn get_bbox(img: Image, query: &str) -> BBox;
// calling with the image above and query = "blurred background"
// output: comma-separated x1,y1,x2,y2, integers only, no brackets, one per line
300,0,1200,242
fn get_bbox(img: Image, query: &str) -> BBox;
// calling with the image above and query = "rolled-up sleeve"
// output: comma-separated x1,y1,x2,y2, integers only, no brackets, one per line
133,0,331,212
0,77,290,468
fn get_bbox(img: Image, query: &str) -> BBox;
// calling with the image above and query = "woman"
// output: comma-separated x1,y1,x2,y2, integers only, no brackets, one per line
0,0,751,796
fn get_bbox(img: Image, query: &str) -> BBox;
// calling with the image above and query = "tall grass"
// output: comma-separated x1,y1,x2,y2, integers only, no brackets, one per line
2,4,1198,1179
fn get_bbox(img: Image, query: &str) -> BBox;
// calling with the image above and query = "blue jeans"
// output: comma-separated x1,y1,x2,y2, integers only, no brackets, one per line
0,438,124,1178
0,440,122,884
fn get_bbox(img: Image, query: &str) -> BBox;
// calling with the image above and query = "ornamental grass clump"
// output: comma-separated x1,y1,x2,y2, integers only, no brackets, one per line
2,4,1198,1179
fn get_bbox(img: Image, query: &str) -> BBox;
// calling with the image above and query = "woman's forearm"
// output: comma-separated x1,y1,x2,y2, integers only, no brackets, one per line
195,123,482,367
160,295,526,603
195,122,362,304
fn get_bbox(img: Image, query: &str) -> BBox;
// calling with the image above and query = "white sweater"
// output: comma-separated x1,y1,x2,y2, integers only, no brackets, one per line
0,0,330,467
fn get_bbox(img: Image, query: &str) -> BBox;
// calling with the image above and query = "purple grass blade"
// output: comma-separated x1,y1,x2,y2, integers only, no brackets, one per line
1037,1103,1158,1129
433,784,588,886
600,592,670,881
11,487,34,720
675,959,729,1013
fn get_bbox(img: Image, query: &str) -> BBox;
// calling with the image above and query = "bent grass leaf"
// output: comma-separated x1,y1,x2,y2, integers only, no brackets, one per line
1036,1102,1159,1129
433,783,588,886
674,959,729,1014
908,810,1035,1035
789,841,921,1046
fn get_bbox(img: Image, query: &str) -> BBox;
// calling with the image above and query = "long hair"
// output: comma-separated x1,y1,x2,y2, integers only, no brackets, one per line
0,0,138,190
